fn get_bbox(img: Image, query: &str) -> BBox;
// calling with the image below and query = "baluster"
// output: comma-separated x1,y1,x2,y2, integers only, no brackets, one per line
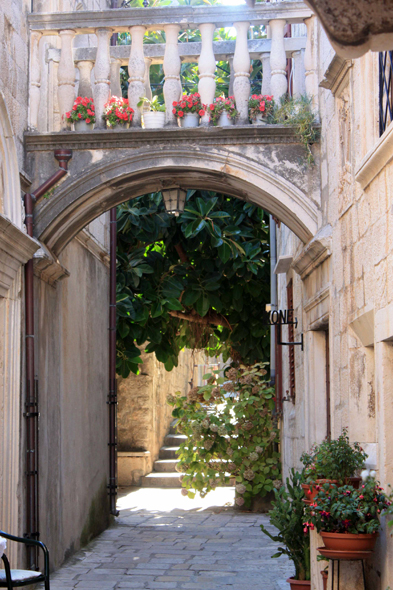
292,49,305,98
48,50,60,132
304,16,318,115
198,23,216,126
29,32,42,130
163,24,181,126
233,22,250,125
128,25,146,127
76,60,94,97
143,57,152,109
58,29,76,129
261,52,271,96
94,28,112,129
269,19,287,102
110,58,122,98
228,57,234,97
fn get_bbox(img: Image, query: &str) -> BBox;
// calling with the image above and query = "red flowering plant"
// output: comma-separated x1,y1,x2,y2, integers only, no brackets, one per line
102,96,134,128
172,92,206,119
65,96,95,125
248,94,274,122
304,479,393,534
208,95,238,125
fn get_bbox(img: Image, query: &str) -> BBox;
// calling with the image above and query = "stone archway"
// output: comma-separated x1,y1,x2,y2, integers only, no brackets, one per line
32,143,321,256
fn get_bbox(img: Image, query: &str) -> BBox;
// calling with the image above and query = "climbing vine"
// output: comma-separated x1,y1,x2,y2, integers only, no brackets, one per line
116,191,270,377
168,363,281,506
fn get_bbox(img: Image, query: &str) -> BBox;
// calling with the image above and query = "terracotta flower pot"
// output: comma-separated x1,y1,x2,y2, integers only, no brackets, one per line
286,577,311,590
321,531,378,552
321,570,328,590
301,480,338,504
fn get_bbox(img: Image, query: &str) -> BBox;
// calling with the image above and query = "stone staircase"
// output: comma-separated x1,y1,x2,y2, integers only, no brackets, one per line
141,422,185,488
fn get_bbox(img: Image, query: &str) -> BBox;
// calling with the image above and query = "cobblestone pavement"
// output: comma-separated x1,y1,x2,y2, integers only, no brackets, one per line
46,487,293,590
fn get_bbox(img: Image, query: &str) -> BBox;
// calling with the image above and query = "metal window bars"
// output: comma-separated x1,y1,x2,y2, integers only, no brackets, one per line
379,51,393,136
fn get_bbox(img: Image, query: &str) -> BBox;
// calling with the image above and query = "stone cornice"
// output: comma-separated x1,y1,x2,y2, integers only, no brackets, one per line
24,125,308,152
355,121,393,189
291,224,332,280
319,54,353,96
28,2,312,33
33,243,70,287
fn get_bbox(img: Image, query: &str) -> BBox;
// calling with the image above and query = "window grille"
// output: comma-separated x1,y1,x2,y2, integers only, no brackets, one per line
379,51,393,136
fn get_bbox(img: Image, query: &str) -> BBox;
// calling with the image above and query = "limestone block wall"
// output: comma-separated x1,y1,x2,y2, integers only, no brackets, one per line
36,238,110,568
117,348,206,485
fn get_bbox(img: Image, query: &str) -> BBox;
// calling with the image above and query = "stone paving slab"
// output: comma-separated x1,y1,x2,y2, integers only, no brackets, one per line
38,487,293,590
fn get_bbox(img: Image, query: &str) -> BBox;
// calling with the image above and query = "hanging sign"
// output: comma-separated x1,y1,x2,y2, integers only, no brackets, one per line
263,308,298,328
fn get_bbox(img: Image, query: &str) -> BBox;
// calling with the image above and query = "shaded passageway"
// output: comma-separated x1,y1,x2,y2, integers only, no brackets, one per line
44,488,293,590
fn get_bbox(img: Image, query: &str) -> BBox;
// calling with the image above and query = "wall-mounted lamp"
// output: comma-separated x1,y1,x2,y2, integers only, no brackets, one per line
162,188,187,216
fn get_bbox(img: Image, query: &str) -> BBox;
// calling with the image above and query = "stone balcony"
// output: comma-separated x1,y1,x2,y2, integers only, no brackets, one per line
27,1,317,133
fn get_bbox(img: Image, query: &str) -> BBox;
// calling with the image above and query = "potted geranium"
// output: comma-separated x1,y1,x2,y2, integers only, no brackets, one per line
66,96,95,131
260,470,311,589
208,96,238,127
305,478,392,555
103,96,134,129
172,93,205,128
138,96,166,129
300,429,366,504
248,94,274,124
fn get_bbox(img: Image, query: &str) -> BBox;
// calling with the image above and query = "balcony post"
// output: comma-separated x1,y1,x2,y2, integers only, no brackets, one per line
304,16,318,115
269,19,287,102
29,32,42,130
58,30,76,130
76,60,94,98
198,23,216,126
143,57,153,109
110,58,122,98
163,24,181,126
128,25,146,127
292,49,305,98
261,52,271,96
94,28,112,129
233,21,250,125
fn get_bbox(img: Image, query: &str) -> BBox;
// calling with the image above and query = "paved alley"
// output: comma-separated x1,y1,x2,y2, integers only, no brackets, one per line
47,487,293,590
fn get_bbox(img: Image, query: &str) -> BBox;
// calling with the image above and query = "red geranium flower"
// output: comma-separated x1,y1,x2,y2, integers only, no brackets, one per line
77,113,82,118
199,109,205,117
209,104,215,110
86,118,91,124
172,108,177,115
178,110,184,117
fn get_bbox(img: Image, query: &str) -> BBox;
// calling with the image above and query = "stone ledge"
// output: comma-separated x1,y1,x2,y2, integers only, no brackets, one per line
28,2,312,33
349,305,374,347
319,54,353,96
33,243,70,287
291,224,332,280
118,451,151,457
75,230,110,268
355,121,393,189
24,125,306,152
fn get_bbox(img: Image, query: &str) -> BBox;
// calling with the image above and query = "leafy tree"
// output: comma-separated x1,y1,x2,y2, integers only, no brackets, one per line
116,191,270,377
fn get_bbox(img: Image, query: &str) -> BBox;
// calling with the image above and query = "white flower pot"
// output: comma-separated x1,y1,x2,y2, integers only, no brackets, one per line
218,111,234,127
107,120,130,130
74,119,94,132
180,113,199,128
252,114,267,125
143,111,166,129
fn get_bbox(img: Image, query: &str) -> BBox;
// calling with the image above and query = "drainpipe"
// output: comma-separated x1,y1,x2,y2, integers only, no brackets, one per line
24,149,72,570
269,215,277,388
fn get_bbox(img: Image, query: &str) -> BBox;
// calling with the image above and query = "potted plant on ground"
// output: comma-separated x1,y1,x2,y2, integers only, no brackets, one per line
172,93,205,128
66,96,95,131
103,96,134,129
300,429,366,504
138,96,166,129
208,96,238,127
304,478,392,555
260,469,311,589
248,94,274,124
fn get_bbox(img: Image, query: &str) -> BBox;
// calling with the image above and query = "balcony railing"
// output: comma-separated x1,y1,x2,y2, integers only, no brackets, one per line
27,2,317,132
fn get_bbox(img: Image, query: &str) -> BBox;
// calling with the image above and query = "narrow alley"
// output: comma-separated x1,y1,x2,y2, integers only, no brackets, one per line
46,488,293,590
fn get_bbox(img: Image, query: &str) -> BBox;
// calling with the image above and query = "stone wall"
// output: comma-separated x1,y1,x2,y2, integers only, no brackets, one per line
117,348,207,485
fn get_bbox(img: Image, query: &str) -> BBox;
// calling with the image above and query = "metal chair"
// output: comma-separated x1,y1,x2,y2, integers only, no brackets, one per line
0,531,49,589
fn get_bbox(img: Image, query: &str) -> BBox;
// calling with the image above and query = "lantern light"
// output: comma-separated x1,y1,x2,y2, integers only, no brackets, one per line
162,188,187,216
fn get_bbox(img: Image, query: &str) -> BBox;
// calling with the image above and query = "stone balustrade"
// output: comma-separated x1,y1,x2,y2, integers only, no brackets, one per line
28,1,316,131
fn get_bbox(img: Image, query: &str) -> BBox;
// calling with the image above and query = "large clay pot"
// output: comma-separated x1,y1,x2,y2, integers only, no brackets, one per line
143,111,165,129
286,577,311,589
321,570,328,590
321,531,378,552
180,113,199,128
302,480,338,504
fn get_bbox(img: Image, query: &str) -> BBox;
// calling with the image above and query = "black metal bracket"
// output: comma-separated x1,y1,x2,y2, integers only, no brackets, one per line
278,332,304,351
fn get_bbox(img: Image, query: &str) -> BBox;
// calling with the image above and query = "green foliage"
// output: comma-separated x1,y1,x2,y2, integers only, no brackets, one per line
137,95,165,112
167,363,280,506
260,469,310,581
304,478,393,535
273,95,320,164
116,191,270,377
300,428,367,483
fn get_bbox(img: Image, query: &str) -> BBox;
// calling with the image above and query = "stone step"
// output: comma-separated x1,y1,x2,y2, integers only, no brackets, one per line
141,472,183,488
159,446,180,459
164,433,187,446
154,458,179,472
